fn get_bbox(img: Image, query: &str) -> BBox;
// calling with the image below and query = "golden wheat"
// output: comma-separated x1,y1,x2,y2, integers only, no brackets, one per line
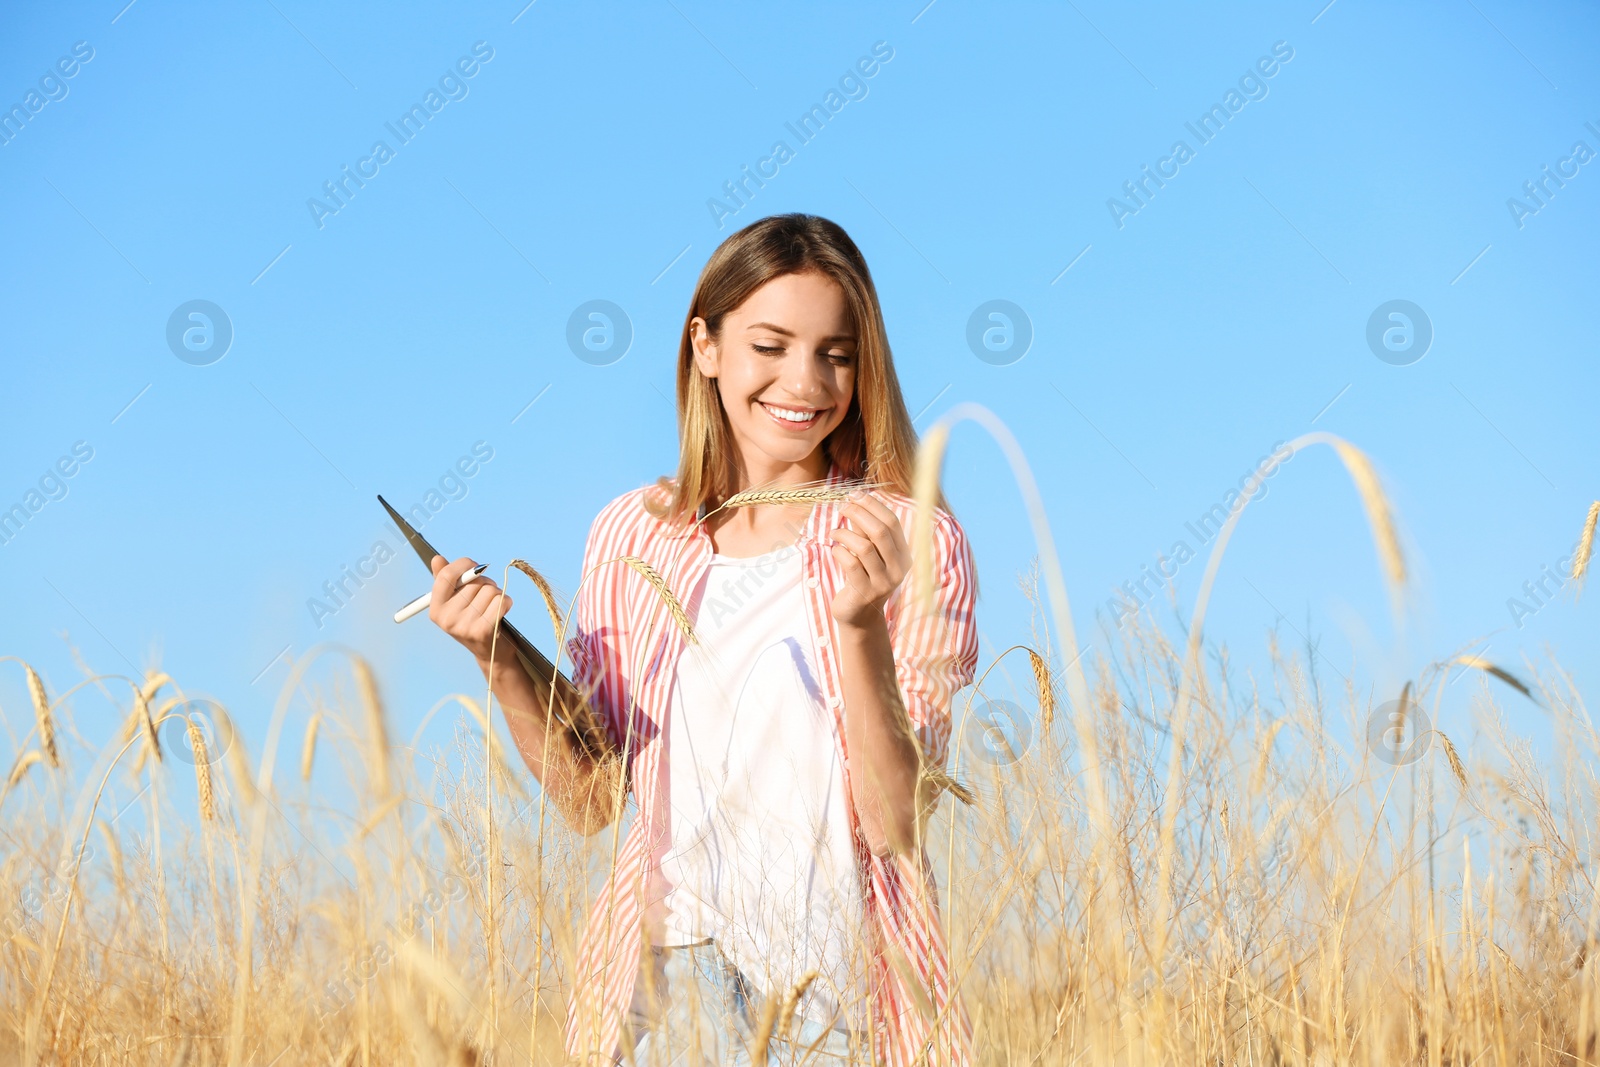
717,483,871,510
186,718,216,822
750,968,820,1064
212,703,256,807
4,748,43,795
1573,500,1598,592
1453,654,1534,701
911,422,953,609
23,663,58,769
1438,730,1470,792
1027,648,1057,728
619,555,696,643
353,658,392,797
299,710,321,783
133,686,162,764
509,558,568,647
1329,439,1407,591
923,763,976,806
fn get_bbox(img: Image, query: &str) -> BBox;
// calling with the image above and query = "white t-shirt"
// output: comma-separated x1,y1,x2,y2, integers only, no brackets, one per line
656,540,870,1030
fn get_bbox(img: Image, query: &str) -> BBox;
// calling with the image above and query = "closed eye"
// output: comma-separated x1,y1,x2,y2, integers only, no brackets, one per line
752,344,783,354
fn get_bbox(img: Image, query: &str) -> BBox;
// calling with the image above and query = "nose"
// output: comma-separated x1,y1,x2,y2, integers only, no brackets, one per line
781,348,832,403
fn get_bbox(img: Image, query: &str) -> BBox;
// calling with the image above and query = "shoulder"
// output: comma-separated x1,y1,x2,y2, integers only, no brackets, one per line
583,482,687,557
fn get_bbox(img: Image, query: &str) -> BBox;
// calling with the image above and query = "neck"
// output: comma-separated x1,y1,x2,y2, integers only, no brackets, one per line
729,446,831,496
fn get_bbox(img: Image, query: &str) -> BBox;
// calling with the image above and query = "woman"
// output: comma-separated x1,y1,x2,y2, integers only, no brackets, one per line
427,214,979,1065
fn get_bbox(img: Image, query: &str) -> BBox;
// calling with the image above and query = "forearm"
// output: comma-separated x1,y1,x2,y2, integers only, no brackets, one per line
836,617,925,856
475,647,621,834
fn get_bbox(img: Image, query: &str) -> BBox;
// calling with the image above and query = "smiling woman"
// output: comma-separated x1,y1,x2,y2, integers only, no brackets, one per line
425,214,978,1065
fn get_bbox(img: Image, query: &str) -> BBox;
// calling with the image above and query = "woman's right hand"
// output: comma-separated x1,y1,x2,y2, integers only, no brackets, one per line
427,555,513,662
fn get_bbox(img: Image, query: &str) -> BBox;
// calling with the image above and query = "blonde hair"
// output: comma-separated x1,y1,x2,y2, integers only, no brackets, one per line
650,213,927,524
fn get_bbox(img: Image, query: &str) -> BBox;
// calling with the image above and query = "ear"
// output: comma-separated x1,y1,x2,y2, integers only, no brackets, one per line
689,317,719,379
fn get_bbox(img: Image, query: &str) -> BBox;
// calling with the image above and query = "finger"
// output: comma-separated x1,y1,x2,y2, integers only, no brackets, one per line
829,542,871,587
831,528,889,586
856,492,910,558
434,556,479,595
450,577,503,618
465,582,511,619
430,554,448,576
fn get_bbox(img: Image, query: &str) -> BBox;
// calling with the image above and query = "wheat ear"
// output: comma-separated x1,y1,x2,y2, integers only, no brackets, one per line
4,749,44,799
1027,648,1057,728
300,711,321,783
134,687,162,764
353,659,392,798
509,559,567,648
1453,654,1535,702
750,969,821,1064
1438,731,1470,791
24,665,58,769
911,422,953,608
1573,501,1598,595
1329,439,1407,592
187,718,216,822
719,483,868,509
620,556,696,643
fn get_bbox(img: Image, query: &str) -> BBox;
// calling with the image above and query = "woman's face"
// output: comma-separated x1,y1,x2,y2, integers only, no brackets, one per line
691,270,858,475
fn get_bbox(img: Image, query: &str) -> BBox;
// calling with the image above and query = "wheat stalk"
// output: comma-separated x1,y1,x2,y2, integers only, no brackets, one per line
620,556,696,643
1438,731,1470,792
186,717,216,822
1573,501,1598,595
134,687,162,764
353,659,392,798
749,968,820,1064
912,422,953,608
4,749,44,798
719,483,870,510
1329,439,1407,592
300,711,321,783
1453,654,1535,702
773,969,819,1042
508,559,567,648
923,763,976,806
24,664,58,769
96,818,125,900
1027,648,1057,728
1249,718,1287,797
211,704,256,807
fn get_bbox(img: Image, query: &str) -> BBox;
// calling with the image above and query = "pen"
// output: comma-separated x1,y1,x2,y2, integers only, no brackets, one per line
392,563,490,623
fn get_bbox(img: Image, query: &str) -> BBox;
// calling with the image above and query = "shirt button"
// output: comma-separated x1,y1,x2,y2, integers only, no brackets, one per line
817,631,829,647
806,576,819,589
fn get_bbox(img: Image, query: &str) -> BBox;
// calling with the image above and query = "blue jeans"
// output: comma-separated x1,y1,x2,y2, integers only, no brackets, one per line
618,940,867,1066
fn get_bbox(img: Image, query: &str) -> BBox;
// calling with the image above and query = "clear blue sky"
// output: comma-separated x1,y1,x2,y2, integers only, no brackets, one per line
2,0,1595,803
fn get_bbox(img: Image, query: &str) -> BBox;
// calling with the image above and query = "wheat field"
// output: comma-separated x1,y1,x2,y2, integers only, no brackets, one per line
2,419,1597,1066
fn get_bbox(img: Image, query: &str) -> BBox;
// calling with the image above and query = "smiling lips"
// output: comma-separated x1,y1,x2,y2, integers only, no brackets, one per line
760,401,827,430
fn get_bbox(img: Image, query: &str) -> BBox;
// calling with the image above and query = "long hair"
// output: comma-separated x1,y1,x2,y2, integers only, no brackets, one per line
649,213,928,525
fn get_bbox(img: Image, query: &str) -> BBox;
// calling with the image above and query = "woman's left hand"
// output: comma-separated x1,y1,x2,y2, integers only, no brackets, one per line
828,491,911,629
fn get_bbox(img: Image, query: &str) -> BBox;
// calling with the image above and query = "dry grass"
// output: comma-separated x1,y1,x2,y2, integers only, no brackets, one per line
1,428,1595,1066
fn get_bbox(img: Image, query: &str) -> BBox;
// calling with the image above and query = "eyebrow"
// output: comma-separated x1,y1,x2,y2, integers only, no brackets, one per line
744,321,857,343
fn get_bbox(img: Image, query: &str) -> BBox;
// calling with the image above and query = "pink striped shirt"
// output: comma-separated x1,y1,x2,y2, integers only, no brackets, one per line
561,464,979,1065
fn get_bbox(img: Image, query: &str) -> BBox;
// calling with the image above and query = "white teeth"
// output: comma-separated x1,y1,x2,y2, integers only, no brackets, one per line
763,403,818,423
